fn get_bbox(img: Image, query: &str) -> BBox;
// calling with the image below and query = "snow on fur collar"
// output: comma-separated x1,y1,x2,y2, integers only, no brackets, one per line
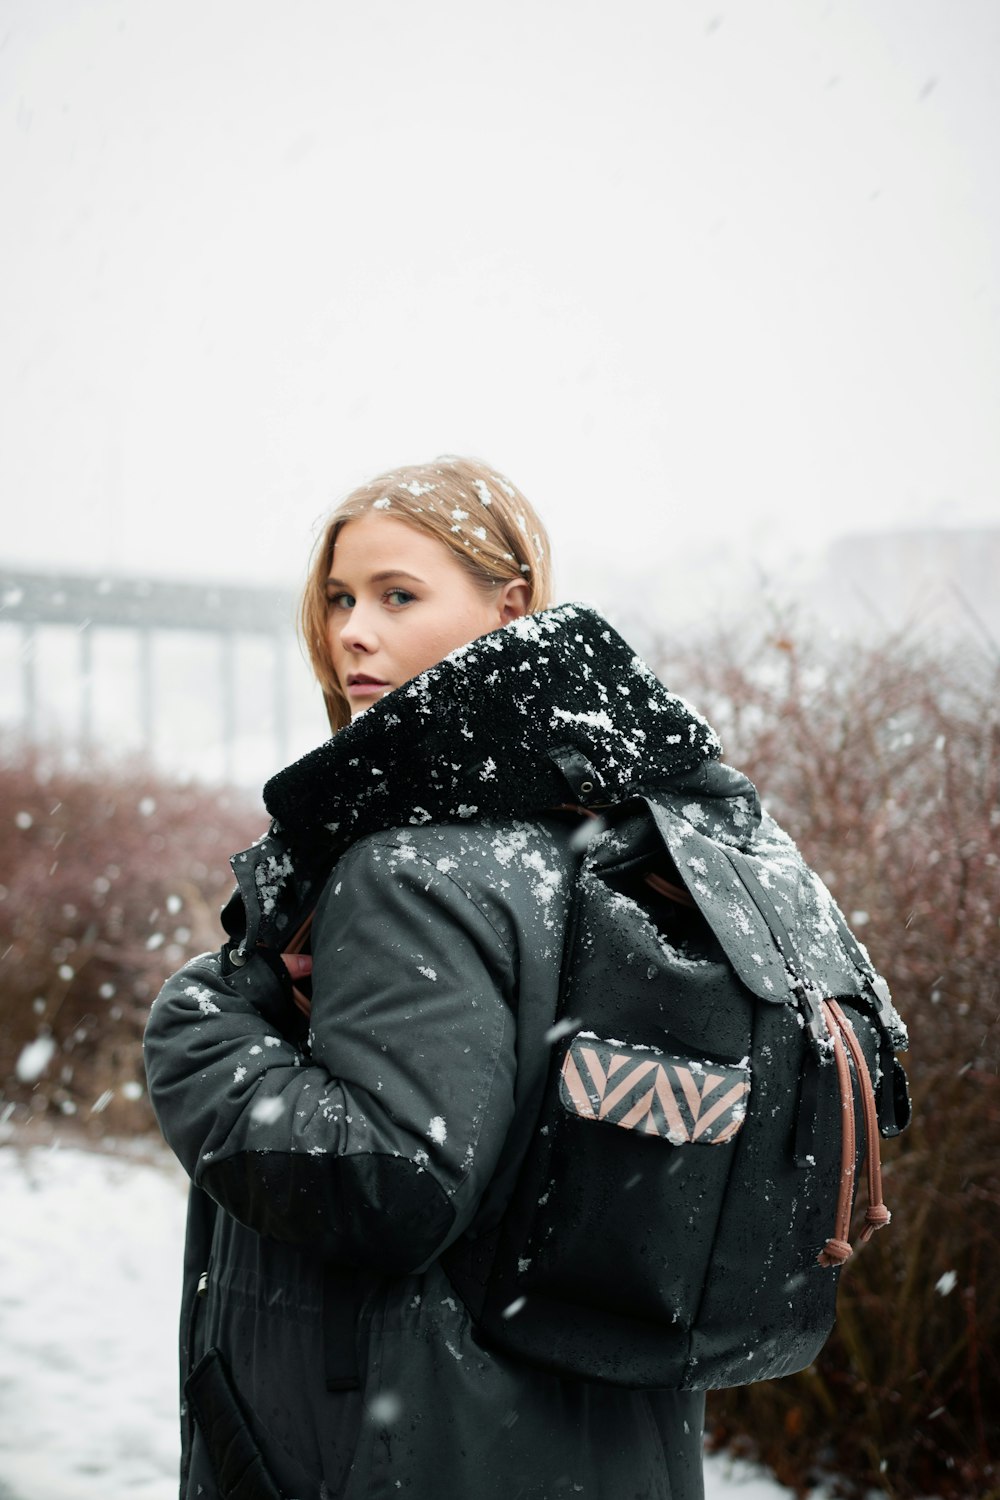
263,602,722,855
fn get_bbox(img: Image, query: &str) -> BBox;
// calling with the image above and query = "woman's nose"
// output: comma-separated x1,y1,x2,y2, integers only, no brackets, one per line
339,602,379,654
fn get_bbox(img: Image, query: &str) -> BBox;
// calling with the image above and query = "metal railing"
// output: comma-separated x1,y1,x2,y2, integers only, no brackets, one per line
1,567,307,781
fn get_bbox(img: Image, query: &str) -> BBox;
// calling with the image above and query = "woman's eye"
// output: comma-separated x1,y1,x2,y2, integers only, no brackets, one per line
325,588,413,609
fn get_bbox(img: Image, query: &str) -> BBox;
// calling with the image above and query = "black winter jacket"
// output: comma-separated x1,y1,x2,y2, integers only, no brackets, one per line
145,604,727,1500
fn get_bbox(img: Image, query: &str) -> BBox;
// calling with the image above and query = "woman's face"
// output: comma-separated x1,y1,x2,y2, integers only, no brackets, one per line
326,513,528,716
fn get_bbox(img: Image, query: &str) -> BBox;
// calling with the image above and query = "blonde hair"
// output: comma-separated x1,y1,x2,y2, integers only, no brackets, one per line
300,456,555,733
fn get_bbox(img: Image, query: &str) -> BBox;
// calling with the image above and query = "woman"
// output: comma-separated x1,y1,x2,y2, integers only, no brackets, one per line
144,456,713,1500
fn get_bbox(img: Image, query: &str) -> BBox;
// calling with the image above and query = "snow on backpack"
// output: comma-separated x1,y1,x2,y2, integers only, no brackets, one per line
443,766,911,1390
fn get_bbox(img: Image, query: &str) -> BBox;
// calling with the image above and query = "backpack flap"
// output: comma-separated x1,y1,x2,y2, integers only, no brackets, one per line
645,801,880,1016
641,801,795,1004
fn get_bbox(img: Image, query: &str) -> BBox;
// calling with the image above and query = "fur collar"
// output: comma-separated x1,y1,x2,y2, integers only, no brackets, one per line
263,603,721,856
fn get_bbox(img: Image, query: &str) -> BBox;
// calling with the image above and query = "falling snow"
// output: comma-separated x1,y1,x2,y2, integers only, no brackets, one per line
15,1035,56,1083
544,1016,582,1045
250,1096,286,1124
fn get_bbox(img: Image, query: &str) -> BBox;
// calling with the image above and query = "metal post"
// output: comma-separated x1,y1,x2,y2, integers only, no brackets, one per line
21,622,37,743
273,632,289,768
139,627,154,755
221,631,236,784
79,621,93,751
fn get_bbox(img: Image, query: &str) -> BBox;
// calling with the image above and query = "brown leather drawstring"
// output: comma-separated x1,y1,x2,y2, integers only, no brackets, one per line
827,999,892,1244
817,998,892,1267
817,1000,857,1267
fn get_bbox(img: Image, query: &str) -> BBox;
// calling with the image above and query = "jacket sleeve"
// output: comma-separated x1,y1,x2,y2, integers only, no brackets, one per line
143,835,518,1273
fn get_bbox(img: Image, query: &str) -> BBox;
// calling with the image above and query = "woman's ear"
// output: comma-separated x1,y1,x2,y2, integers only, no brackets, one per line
497,579,531,623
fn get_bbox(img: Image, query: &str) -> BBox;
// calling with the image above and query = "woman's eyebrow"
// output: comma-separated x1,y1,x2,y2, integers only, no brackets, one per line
325,569,427,587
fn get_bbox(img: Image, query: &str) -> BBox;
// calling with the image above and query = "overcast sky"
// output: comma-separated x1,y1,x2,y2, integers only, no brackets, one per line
3,0,999,618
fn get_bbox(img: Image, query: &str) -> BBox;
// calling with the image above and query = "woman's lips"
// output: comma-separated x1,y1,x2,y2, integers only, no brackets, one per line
347,677,388,697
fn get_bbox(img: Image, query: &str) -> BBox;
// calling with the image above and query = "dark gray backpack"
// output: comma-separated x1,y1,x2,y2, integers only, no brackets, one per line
444,783,910,1390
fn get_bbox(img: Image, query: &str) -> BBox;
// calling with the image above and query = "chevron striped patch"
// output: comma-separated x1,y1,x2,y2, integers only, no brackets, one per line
559,1035,750,1144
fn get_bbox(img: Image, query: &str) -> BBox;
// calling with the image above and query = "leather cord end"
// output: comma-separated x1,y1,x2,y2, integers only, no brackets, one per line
859,1204,892,1242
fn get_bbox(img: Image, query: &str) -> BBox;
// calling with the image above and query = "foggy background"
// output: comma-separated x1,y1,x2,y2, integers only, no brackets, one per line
2,15,998,1496
3,0,1000,777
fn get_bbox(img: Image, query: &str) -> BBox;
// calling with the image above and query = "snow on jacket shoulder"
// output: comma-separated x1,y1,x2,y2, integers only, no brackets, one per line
143,821,559,1273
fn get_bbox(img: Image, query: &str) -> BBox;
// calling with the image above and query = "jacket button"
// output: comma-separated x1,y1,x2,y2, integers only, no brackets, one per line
197,1272,209,1297
228,948,247,967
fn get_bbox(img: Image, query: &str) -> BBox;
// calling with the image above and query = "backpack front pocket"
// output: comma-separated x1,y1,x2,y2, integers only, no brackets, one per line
560,1035,750,1146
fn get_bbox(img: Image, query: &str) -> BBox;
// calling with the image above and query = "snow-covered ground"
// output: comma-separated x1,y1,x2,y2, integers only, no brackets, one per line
0,1137,810,1500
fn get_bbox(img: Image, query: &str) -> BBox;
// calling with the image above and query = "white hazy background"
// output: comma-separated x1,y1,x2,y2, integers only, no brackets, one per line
3,0,999,623
0,17,992,1494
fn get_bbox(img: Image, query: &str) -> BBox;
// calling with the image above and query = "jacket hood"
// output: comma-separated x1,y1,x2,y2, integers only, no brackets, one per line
264,602,725,854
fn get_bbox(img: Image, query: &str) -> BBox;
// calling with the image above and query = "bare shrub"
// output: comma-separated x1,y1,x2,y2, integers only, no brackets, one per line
0,746,265,1134
663,620,1000,1500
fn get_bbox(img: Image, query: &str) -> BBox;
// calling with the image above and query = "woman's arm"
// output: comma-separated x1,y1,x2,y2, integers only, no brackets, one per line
143,835,518,1272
